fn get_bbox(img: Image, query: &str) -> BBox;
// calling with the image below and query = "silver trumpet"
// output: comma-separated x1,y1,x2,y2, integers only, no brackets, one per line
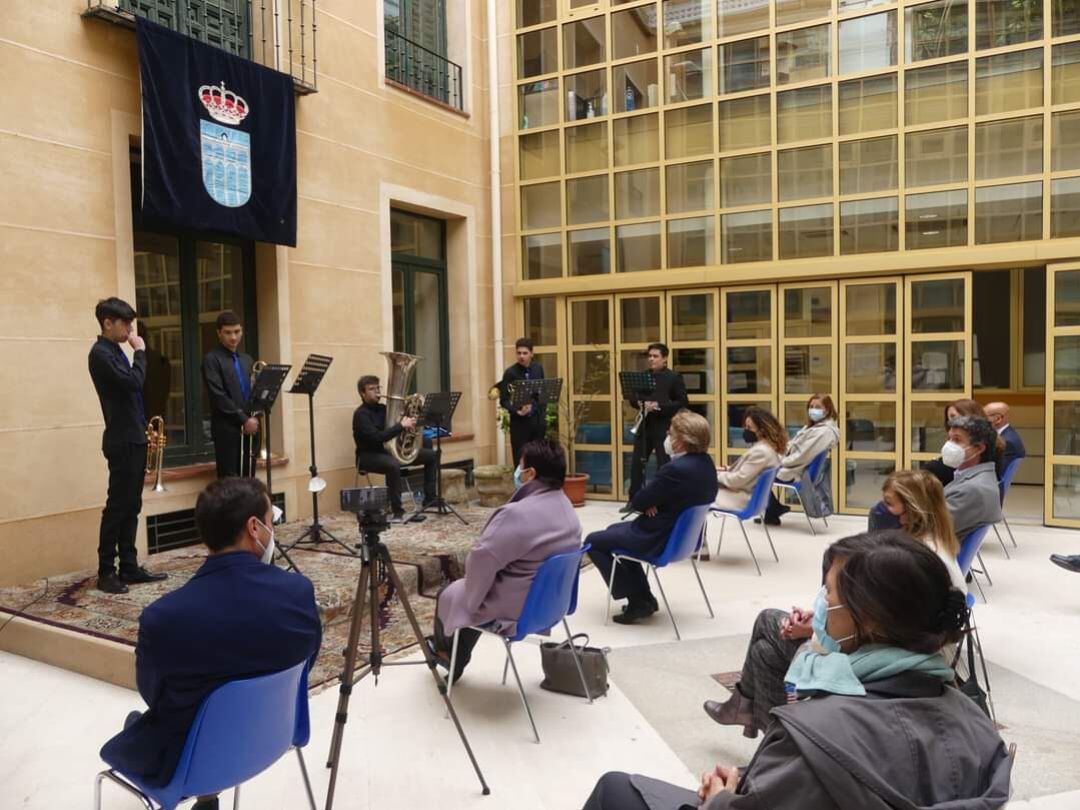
629,403,647,436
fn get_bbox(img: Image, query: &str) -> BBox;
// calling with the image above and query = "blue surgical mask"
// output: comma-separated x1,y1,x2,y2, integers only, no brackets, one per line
811,586,855,654
808,408,826,423
513,465,523,490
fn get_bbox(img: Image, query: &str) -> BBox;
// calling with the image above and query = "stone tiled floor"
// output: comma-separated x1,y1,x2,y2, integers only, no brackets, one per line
2,500,1079,809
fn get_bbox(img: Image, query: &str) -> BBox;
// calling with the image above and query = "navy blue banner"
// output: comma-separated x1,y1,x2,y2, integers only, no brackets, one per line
136,18,297,246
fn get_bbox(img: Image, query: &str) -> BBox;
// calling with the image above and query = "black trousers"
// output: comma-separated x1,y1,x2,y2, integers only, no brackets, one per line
431,587,481,681
211,425,261,479
581,772,655,810
628,421,670,500
586,524,655,604
356,448,438,514
99,442,147,576
509,414,545,467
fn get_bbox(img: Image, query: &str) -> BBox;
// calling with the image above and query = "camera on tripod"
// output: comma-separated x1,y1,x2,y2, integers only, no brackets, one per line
341,486,389,530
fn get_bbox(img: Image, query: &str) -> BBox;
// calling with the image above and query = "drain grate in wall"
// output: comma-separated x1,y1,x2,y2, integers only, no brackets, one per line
148,492,286,554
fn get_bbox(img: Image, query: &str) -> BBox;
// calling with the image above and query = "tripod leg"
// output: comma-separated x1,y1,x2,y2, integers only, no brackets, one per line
378,548,490,795
324,562,370,808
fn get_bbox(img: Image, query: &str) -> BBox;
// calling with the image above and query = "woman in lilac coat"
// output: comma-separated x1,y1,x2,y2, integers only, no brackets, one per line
428,439,582,678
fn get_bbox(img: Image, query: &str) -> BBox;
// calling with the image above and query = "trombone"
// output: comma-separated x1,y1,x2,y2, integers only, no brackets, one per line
145,415,167,493
240,361,266,476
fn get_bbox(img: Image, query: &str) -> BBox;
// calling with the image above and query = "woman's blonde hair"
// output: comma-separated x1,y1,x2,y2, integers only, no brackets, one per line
881,469,959,557
670,409,711,454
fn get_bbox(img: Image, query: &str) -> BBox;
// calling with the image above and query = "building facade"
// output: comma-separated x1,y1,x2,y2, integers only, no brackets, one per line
0,0,515,586
506,0,1080,527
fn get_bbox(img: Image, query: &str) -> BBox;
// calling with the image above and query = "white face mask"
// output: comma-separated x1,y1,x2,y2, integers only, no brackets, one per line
941,440,967,469
664,435,686,459
808,408,826,423
255,519,276,565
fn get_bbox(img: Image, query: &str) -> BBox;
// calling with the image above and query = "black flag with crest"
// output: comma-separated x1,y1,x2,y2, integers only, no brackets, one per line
136,18,297,246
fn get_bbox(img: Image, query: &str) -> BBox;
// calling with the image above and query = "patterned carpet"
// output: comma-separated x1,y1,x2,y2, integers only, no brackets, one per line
0,506,496,690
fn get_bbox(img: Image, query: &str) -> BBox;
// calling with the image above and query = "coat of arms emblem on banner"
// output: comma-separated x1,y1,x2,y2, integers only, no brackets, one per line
199,81,251,208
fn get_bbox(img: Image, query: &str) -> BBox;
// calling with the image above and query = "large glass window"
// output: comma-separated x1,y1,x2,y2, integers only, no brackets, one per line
719,36,770,95
616,222,662,272
563,16,605,69
1052,178,1080,238
391,210,448,394
565,68,608,121
777,85,832,143
975,182,1043,243
839,11,898,75
776,0,831,26
665,104,714,159
723,210,772,263
1054,0,1080,36
518,27,558,78
975,117,1043,180
613,113,659,165
779,144,832,202
518,79,560,129
567,175,610,224
719,94,772,149
566,121,608,173
615,168,661,219
906,190,968,249
612,6,658,59
517,0,556,28
905,62,968,125
906,0,968,63
779,204,834,258
667,216,715,268
776,24,831,85
906,127,968,187
975,49,1043,115
1053,42,1080,105
569,228,611,275
841,198,899,254
614,59,659,112
522,232,562,279
838,74,898,135
975,0,1042,50
718,0,769,37
720,153,771,207
521,181,561,230
664,0,711,48
1053,111,1080,172
839,135,898,195
519,129,560,180
667,160,715,213
665,49,713,103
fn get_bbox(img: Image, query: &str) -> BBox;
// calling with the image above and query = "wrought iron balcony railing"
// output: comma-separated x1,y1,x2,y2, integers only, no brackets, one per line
384,27,463,112
84,0,317,93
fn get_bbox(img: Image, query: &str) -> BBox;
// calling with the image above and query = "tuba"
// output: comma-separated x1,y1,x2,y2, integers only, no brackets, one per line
381,351,424,465
145,415,167,493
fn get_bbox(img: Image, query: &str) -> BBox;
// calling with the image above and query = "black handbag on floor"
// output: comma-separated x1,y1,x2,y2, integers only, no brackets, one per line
539,633,610,698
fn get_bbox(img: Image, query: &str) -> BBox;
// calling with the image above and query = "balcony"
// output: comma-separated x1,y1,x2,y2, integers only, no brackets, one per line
384,27,463,113
84,0,318,94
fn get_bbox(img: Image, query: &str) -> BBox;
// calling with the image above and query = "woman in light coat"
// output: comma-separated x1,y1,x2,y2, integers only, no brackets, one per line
764,394,840,525
714,407,785,512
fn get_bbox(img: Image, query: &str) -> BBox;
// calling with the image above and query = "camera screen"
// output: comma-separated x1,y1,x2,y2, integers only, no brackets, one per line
340,486,389,513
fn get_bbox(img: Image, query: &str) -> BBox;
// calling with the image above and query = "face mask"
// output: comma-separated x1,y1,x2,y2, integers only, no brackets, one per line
513,465,523,490
663,435,675,457
742,429,757,445
255,519,275,565
941,440,967,469
808,408,826,423
811,586,855,654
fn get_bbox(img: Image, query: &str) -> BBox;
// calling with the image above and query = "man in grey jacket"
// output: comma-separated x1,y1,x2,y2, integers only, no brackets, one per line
943,416,1003,540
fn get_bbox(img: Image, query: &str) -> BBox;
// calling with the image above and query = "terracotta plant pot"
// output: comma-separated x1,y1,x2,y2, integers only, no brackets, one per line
562,473,589,507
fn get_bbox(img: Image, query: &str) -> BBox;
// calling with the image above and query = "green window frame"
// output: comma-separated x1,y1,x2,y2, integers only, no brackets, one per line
391,212,450,394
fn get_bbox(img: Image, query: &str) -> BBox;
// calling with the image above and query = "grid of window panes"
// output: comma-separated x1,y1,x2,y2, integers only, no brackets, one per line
514,0,1080,279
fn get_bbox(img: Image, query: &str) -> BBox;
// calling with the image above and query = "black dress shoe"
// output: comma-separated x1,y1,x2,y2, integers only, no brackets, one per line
118,566,168,584
618,503,635,514
1050,554,1080,573
613,600,657,624
96,573,129,594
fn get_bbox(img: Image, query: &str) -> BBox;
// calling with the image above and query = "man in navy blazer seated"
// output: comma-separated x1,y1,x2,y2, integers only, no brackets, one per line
984,401,1026,473
586,410,719,624
100,477,322,810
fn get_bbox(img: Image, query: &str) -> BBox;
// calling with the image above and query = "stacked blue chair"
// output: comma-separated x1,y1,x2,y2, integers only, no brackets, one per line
95,660,317,810
706,467,781,576
957,525,993,604
772,449,831,535
992,458,1023,556
604,504,713,640
447,545,593,744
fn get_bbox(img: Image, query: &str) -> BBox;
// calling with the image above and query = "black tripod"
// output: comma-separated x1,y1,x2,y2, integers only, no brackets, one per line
281,355,354,557
323,506,490,810
417,391,467,526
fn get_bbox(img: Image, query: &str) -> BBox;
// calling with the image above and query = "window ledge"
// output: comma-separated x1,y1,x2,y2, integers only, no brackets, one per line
385,78,470,119
147,454,290,484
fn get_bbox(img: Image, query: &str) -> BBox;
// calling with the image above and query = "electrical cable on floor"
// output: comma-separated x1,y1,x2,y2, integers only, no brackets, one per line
0,579,50,638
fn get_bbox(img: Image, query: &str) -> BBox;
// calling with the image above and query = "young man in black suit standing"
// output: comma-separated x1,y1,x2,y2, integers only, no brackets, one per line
625,342,689,507
201,310,260,479
88,298,167,594
499,337,547,466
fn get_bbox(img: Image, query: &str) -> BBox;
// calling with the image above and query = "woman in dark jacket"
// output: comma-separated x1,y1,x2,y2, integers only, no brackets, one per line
582,531,1013,810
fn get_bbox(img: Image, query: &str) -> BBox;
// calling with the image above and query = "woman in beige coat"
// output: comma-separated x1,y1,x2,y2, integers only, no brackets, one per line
714,407,785,512
765,394,840,525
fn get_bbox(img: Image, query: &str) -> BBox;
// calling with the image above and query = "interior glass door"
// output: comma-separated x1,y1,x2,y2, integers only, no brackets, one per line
615,293,665,498
1046,264,1080,528
839,279,903,512
779,282,839,501
720,286,777,466
667,289,721,464
568,295,617,497
904,273,972,469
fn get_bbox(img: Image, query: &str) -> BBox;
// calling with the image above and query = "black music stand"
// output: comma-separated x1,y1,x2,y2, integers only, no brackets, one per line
245,363,294,567
618,370,655,404
509,377,563,419
415,391,467,525
279,354,355,557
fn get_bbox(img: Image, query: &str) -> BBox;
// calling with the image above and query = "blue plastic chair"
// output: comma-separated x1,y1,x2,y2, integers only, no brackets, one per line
992,457,1023,556
772,449,831,535
604,504,713,641
95,661,316,810
447,545,593,744
957,525,993,604
706,467,781,577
